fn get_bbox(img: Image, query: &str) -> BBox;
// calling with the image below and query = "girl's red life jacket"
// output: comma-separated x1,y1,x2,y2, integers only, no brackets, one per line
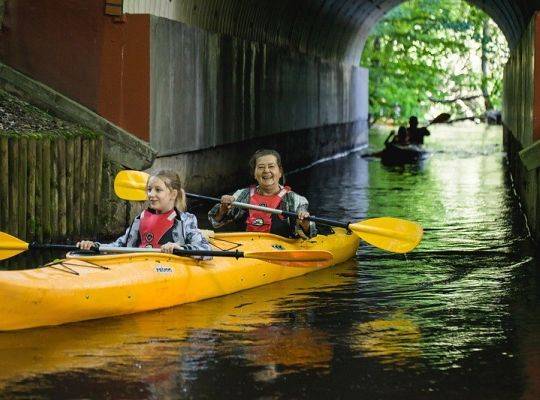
246,185,290,232
138,209,176,248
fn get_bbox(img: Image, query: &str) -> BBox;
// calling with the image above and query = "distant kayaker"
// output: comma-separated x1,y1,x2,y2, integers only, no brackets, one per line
407,116,430,145
77,170,211,255
208,149,317,238
385,126,409,146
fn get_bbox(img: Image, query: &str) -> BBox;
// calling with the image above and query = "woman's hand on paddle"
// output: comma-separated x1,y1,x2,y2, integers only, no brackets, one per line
77,240,96,250
220,195,235,211
297,211,311,232
215,195,235,221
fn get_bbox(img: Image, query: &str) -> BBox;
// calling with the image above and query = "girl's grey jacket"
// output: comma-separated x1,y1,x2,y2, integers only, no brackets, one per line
108,209,211,252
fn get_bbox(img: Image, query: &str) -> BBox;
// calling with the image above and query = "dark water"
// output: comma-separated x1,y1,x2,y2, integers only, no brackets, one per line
1,124,539,399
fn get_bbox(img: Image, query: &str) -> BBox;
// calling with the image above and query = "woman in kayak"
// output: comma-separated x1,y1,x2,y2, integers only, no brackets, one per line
78,170,211,254
208,149,317,238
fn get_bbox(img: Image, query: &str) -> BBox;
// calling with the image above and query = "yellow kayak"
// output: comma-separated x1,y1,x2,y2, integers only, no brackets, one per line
0,229,359,331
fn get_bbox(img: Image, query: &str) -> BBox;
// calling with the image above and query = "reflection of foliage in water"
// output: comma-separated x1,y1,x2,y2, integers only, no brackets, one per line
350,124,533,368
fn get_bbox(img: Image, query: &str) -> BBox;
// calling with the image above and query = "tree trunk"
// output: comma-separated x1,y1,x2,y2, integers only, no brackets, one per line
481,19,493,111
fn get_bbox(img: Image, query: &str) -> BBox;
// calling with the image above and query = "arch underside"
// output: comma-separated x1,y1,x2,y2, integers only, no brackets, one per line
125,0,537,64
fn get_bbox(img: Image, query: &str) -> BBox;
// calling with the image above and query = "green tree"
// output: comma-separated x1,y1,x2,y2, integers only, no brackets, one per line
361,0,508,125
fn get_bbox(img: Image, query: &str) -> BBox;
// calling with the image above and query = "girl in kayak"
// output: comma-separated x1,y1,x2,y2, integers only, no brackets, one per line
208,149,317,238
78,170,211,254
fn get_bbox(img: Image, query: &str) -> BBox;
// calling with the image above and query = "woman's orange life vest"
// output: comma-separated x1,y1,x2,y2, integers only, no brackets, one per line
138,209,176,248
246,185,290,232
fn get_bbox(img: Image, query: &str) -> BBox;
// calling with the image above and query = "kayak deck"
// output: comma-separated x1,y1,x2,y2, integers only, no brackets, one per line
0,229,359,331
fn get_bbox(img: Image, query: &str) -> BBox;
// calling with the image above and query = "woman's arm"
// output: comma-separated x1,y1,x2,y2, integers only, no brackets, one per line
286,192,317,238
208,189,249,228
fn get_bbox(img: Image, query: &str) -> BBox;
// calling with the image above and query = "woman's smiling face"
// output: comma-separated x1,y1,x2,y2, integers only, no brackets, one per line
147,176,177,213
253,154,283,191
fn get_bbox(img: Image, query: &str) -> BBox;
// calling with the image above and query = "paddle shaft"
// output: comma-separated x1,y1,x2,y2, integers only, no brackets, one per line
187,193,350,229
100,246,247,258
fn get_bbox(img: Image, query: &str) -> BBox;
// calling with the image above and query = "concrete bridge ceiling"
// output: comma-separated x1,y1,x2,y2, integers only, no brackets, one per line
128,0,540,64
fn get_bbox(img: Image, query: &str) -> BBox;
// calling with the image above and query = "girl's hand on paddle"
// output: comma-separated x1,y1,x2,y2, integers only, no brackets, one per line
77,240,96,250
161,242,181,254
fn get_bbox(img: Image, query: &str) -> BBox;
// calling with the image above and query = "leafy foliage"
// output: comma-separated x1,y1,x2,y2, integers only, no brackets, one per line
360,0,508,124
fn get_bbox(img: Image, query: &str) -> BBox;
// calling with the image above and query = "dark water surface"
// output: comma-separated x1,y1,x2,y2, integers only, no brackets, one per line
1,124,539,399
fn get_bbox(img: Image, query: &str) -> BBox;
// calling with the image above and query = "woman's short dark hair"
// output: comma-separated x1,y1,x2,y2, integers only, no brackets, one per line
248,149,283,174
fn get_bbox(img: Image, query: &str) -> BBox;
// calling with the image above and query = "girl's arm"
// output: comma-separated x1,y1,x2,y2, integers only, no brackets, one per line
77,221,135,250
182,213,212,252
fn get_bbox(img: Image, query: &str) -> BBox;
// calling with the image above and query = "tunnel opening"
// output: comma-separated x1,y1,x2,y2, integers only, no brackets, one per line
359,0,509,128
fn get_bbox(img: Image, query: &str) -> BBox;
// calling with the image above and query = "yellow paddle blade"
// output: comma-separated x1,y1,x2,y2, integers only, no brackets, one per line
0,231,30,260
244,250,334,267
114,170,149,201
349,217,423,253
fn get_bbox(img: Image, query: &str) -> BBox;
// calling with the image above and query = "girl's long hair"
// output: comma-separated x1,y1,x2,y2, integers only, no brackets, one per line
151,170,187,212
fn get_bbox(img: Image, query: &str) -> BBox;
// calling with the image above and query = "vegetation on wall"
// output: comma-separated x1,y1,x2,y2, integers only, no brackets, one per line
0,89,99,139
360,0,509,125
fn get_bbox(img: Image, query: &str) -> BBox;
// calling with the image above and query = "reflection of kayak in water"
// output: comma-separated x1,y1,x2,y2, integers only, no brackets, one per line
0,260,358,388
380,143,427,165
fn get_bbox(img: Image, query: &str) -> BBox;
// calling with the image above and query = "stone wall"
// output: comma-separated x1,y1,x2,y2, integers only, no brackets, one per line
149,16,368,156
151,120,368,195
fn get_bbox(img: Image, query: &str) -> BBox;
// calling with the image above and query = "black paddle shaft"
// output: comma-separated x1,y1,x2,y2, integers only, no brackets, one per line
29,242,85,252
173,249,244,258
29,241,246,258
186,193,350,229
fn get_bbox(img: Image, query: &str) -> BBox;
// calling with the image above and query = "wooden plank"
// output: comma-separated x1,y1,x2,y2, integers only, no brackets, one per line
8,138,18,236
57,138,67,237
86,139,95,234
27,139,37,239
42,139,51,241
35,140,43,242
66,139,74,237
0,136,8,232
73,137,81,237
51,139,59,240
18,138,28,239
93,138,104,234
81,138,89,234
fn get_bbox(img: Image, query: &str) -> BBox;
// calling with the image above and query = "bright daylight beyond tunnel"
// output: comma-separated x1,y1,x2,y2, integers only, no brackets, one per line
361,0,509,127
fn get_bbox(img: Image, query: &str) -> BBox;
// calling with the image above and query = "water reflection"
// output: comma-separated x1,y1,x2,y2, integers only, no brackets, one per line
0,260,357,395
350,311,422,365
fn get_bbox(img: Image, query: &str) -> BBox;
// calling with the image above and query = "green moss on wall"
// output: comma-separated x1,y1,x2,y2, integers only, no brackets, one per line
0,89,102,139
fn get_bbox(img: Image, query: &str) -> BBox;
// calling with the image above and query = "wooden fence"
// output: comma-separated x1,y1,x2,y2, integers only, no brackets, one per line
0,135,104,241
